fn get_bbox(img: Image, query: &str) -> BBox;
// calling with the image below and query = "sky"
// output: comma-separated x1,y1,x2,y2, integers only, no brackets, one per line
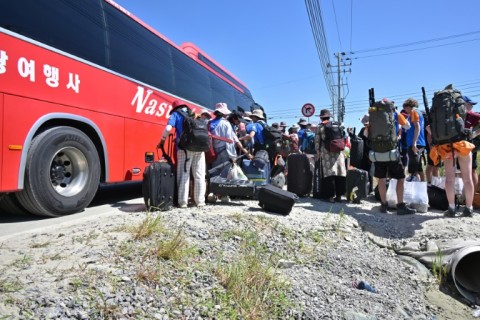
114,0,480,132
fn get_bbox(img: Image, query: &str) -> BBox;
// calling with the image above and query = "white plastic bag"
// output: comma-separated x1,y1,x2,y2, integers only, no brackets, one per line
430,176,464,195
386,179,429,212
386,179,398,208
226,163,248,181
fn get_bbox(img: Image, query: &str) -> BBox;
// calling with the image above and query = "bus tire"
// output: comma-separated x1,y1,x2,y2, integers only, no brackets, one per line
0,193,31,215
16,126,101,217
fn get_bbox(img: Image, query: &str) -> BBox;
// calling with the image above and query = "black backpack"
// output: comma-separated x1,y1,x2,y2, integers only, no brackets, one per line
429,85,467,145
260,122,283,153
368,99,397,152
323,121,345,152
176,109,210,152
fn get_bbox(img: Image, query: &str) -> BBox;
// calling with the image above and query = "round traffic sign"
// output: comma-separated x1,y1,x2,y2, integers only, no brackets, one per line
301,103,315,117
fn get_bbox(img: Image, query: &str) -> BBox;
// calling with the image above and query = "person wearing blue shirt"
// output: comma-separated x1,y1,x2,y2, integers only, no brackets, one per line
158,100,206,208
297,118,308,148
240,109,266,155
402,98,426,181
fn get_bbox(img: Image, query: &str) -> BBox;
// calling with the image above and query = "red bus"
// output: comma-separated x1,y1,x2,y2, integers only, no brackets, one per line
0,0,255,216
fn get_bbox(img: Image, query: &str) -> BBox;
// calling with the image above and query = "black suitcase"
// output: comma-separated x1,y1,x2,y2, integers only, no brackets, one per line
286,153,313,197
345,168,369,203
349,129,364,168
209,176,255,198
257,184,298,215
143,145,176,211
427,185,448,210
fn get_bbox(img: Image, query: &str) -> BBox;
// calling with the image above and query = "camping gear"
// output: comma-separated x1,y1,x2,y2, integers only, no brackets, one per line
368,99,397,152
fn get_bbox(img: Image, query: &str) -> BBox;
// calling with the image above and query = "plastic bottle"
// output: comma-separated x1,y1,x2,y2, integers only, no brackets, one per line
356,281,378,293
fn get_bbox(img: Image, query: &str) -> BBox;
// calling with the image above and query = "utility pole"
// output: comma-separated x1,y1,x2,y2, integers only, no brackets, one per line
331,52,352,122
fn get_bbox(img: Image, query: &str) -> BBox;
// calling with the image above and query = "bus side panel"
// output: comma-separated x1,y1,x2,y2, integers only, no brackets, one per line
2,95,129,190
0,93,3,190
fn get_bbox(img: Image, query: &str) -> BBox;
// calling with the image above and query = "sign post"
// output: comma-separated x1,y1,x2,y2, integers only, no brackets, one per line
301,103,315,123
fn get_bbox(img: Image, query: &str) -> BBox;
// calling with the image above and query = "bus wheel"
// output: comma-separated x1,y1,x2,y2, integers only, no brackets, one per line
16,127,101,217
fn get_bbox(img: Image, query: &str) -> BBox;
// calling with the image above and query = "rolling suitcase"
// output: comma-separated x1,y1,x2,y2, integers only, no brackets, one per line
286,153,313,197
345,168,369,203
143,145,176,211
257,184,298,215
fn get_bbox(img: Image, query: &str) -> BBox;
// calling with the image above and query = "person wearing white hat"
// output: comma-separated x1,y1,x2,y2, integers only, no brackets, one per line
209,103,251,178
158,100,206,208
239,109,267,154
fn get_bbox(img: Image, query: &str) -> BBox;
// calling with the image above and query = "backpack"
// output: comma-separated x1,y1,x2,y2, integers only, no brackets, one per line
176,109,210,152
368,99,397,152
260,123,283,153
322,121,345,152
302,130,316,154
429,85,467,145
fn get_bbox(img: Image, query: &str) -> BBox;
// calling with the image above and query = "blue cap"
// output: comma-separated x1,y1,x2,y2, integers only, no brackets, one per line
463,96,477,105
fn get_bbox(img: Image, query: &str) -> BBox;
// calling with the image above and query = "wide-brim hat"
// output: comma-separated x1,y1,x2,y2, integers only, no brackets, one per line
298,118,307,125
251,109,265,120
279,121,287,127
291,124,300,130
214,102,231,115
319,109,331,118
361,114,369,125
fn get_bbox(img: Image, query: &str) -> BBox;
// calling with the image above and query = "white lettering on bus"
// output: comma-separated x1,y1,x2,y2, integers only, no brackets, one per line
132,86,153,113
131,86,172,118
18,57,35,82
43,64,59,87
0,50,8,74
66,73,80,93
156,102,173,118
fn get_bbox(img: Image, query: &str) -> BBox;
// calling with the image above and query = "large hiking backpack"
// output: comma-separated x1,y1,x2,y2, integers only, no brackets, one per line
302,130,316,154
323,121,345,152
260,123,283,153
430,85,467,145
177,109,210,152
368,99,397,152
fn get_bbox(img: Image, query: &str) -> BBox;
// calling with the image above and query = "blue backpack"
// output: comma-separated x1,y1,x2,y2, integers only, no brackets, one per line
302,131,316,154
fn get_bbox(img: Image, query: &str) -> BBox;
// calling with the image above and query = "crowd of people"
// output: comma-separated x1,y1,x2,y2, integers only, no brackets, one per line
157,91,478,218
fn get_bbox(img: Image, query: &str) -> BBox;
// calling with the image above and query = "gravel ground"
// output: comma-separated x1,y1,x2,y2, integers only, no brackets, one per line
0,194,479,320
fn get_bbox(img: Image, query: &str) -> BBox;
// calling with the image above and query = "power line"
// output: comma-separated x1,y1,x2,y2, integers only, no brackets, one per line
353,30,480,54
353,37,480,60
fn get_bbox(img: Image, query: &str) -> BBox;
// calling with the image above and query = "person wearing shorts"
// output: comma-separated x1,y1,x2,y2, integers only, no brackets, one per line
371,101,416,215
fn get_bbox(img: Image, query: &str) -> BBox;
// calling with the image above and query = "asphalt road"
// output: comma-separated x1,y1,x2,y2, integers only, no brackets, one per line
0,182,144,240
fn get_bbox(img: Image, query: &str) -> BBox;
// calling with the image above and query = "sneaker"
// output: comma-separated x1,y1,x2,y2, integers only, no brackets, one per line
397,202,416,215
196,203,206,207
334,196,342,202
461,207,473,217
327,197,335,203
178,203,188,209
443,206,456,217
380,202,389,213
220,196,231,203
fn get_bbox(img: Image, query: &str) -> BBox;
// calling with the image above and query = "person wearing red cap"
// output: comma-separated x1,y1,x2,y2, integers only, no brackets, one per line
158,100,206,208
463,95,479,191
